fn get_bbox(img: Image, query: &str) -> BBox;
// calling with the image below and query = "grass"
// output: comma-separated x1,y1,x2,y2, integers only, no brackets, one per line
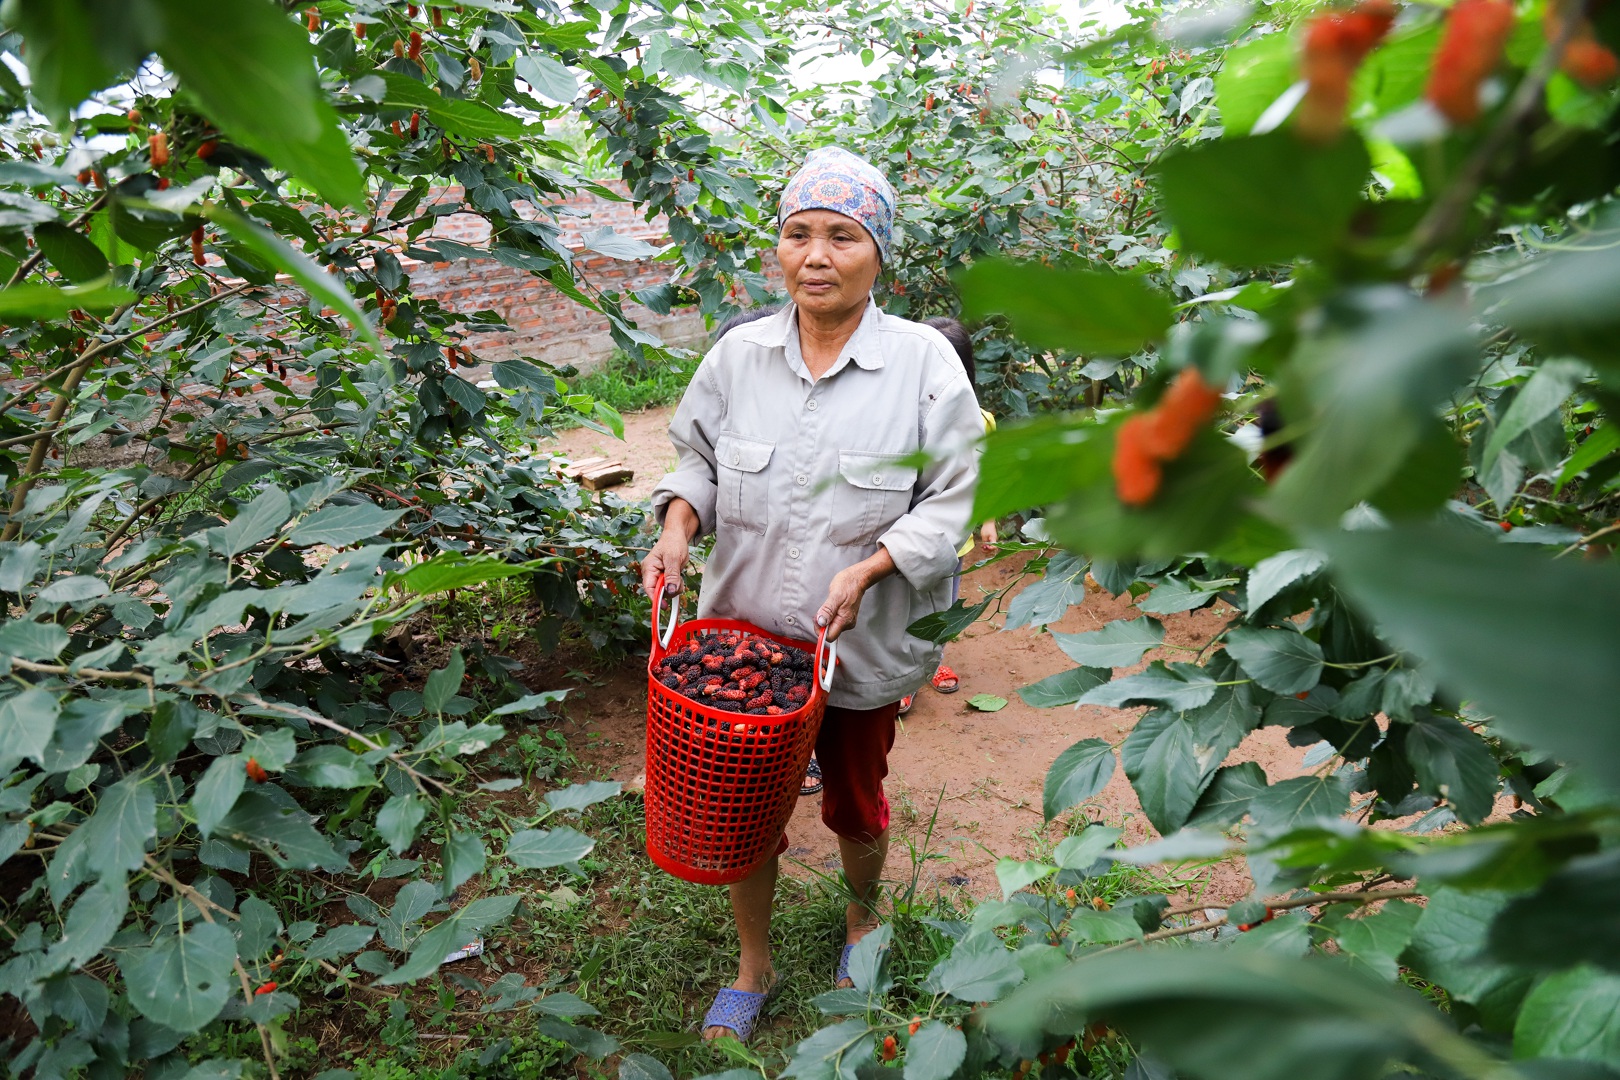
558,351,696,423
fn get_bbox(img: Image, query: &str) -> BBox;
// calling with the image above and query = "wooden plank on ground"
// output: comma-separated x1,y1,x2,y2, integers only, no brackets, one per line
579,464,634,491
559,456,611,479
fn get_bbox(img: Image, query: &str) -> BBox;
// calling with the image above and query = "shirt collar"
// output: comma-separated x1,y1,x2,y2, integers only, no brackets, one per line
770,298,885,381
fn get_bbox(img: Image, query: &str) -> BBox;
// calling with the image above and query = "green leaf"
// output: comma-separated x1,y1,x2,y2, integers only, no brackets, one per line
908,597,993,644
1054,617,1165,668
393,552,542,595
1315,523,1620,790
957,259,1173,357
544,781,621,814
620,1054,675,1080
33,221,109,283
974,415,1106,524
0,619,69,661
1406,713,1499,825
992,948,1463,1080
1043,738,1117,822
533,991,599,1018
1214,33,1297,136
119,922,238,1033
376,894,520,985
1271,304,1479,526
1485,235,1620,371
996,859,1057,899
583,227,660,260
0,278,135,320
1407,887,1533,1031
967,693,1008,712
1515,967,1620,1067
209,208,380,352
1489,850,1620,972
218,790,342,869
905,1022,967,1080
847,923,894,995
783,1018,872,1080
376,70,526,140
1154,130,1372,266
219,486,291,557
1017,666,1110,708
1334,901,1423,982
152,0,364,206
1244,550,1326,612
376,794,426,855
1249,773,1351,833
922,933,1026,1001
1004,553,1092,630
1136,578,1229,615
490,690,570,717
1187,761,1269,828
288,503,407,547
1223,627,1324,695
507,826,594,868
1480,359,1587,480
289,745,374,789
0,689,57,776
1076,661,1218,711
422,650,466,714
0,0,142,125
516,52,579,104
533,1019,620,1059
302,923,376,960
1054,825,1123,870
80,773,156,876
1120,709,1207,835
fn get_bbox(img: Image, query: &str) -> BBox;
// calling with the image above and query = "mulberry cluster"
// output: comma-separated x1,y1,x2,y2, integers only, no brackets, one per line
654,631,814,715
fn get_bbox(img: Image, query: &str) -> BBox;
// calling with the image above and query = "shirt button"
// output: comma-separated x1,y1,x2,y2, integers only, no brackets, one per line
796,474,808,486
785,615,797,625
871,473,882,484
732,453,741,465
789,548,800,559
807,399,819,411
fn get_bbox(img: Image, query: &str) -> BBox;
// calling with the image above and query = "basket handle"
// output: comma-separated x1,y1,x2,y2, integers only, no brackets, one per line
652,573,681,652
814,627,838,694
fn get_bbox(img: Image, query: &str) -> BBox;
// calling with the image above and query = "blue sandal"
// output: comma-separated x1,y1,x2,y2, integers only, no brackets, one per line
702,980,779,1043
834,943,857,987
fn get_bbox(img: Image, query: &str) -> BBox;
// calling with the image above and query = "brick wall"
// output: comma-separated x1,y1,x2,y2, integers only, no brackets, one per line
397,182,783,372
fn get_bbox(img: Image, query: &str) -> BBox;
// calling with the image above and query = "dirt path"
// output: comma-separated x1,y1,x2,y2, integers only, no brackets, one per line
549,405,1307,905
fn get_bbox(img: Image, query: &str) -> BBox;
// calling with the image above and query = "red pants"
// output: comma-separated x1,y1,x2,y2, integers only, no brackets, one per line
776,701,899,853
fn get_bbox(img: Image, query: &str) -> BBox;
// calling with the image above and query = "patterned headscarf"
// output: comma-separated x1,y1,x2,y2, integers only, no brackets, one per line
778,147,896,264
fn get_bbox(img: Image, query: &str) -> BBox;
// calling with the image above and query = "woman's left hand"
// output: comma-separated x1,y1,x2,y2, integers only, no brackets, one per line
816,566,870,642
816,548,897,641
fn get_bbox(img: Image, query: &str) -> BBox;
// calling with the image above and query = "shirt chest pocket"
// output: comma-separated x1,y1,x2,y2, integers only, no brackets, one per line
715,433,775,534
829,450,918,548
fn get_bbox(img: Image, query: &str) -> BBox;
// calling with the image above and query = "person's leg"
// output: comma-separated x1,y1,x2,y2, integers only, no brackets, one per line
816,701,900,985
703,854,779,1040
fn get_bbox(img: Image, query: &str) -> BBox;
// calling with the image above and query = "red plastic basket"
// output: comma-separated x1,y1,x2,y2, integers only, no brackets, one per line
643,575,837,885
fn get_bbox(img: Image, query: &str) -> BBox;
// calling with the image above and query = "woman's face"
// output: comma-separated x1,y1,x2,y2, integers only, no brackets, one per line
777,210,881,322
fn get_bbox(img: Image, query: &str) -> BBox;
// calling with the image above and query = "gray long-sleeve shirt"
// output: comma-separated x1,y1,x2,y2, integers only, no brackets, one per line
650,300,982,709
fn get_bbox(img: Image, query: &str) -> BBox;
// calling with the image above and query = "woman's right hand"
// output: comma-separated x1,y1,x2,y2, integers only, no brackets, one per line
642,529,689,599
643,498,700,598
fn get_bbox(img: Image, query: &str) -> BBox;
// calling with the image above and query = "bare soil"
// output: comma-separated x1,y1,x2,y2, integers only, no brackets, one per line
542,405,1312,908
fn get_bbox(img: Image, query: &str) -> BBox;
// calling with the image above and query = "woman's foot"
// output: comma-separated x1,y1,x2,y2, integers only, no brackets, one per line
800,756,824,797
702,969,778,1041
931,664,960,693
835,911,881,988
898,693,915,715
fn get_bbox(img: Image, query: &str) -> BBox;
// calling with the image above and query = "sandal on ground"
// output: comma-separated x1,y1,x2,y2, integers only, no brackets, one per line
834,943,857,988
701,978,780,1043
931,665,961,694
800,757,824,797
898,693,915,716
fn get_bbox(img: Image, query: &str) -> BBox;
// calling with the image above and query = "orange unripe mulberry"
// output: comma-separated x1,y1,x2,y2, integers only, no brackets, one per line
408,30,423,60
245,757,268,782
881,1035,898,1062
191,227,205,266
1113,415,1165,507
255,981,277,995
1560,37,1620,87
214,431,228,458
1112,370,1223,507
149,132,169,168
1425,0,1515,124
1296,0,1397,142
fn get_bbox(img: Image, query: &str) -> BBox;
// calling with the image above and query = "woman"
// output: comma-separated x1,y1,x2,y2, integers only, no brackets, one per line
642,147,982,1042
